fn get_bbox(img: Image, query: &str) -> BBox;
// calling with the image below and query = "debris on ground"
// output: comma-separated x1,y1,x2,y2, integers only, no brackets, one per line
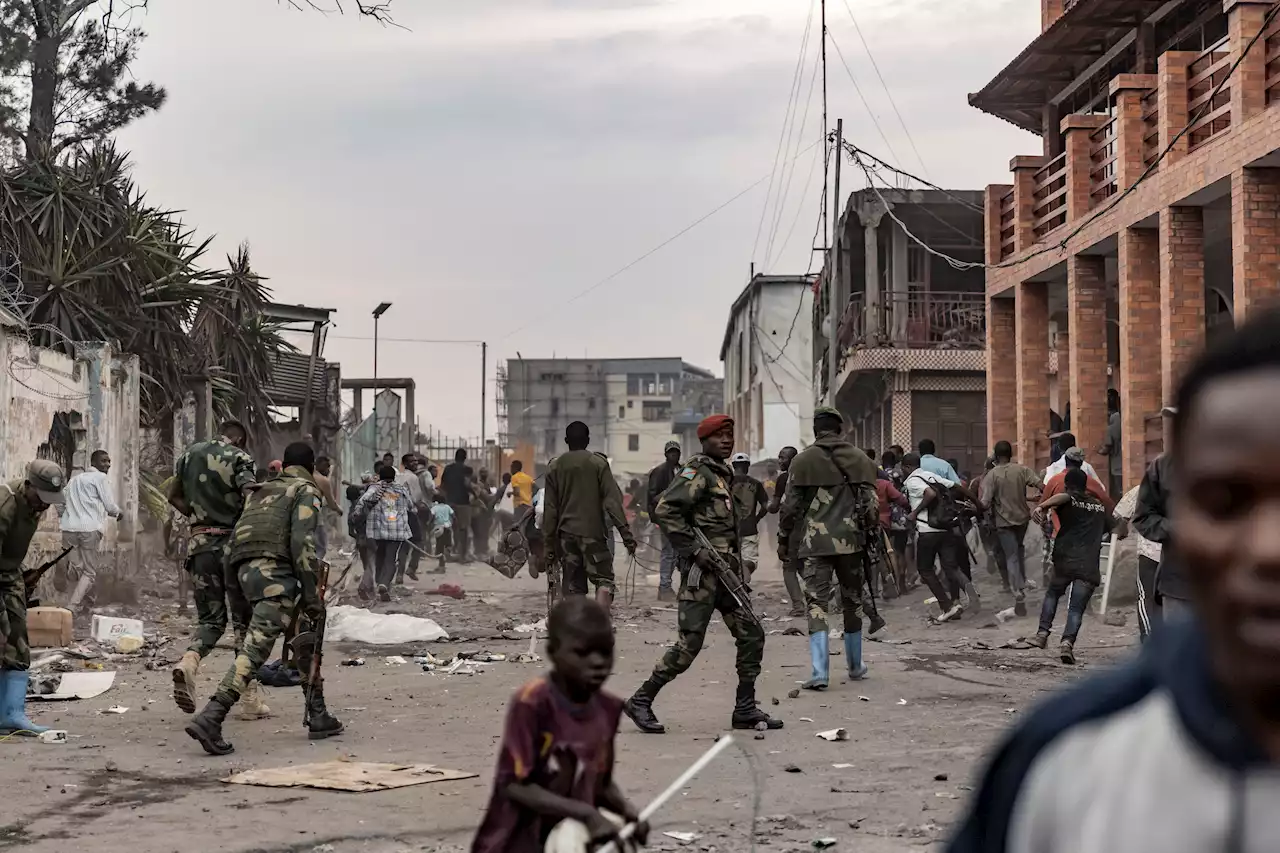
325,606,449,644
100,705,128,714
515,618,547,633
37,730,67,744
784,764,802,773
782,626,805,636
424,584,466,600
995,607,1018,624
222,760,478,792
662,831,700,843
832,763,853,769
384,655,407,665
1104,611,1128,627
29,670,116,701
515,636,542,663
787,689,800,699
934,773,949,781
340,658,366,667
816,728,849,742
90,615,144,643
812,839,838,850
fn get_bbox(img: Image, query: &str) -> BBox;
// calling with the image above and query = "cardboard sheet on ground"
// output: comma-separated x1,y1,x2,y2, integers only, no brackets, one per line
325,606,449,644
30,671,116,701
223,761,476,792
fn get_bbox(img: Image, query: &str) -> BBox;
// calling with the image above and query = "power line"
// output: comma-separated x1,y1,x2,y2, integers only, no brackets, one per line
841,141,983,213
764,29,823,269
827,30,903,174
839,0,929,179
498,139,821,342
328,335,483,344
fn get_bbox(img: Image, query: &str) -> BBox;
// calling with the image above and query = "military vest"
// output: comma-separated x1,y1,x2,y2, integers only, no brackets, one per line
228,476,306,565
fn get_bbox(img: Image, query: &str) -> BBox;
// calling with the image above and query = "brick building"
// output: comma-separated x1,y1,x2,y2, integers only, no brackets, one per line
816,188,990,476
974,0,1280,490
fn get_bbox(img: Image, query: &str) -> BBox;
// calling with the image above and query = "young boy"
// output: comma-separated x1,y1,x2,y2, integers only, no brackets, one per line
431,498,455,572
1029,466,1112,664
472,597,646,853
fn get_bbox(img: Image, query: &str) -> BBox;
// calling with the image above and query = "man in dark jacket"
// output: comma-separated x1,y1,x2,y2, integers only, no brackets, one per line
1133,441,1180,624
767,445,805,617
646,441,682,602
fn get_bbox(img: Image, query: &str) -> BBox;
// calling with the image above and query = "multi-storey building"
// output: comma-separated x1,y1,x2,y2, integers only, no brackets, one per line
975,0,1280,489
815,188,990,476
497,357,721,480
720,273,816,461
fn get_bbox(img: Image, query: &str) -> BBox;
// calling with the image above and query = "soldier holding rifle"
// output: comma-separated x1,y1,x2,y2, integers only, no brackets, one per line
185,442,343,756
623,415,782,735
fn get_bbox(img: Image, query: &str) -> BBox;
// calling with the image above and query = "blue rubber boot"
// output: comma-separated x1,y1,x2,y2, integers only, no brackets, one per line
0,670,49,735
802,631,830,690
845,631,869,681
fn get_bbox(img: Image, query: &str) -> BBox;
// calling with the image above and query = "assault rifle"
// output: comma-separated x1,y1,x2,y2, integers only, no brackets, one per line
23,547,73,607
289,558,331,727
690,529,760,626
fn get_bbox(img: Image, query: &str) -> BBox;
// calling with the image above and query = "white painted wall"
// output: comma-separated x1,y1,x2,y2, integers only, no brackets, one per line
603,373,678,482
723,282,815,461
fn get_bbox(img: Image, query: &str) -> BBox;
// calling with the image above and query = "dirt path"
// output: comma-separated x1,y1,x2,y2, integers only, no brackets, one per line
0,556,1137,853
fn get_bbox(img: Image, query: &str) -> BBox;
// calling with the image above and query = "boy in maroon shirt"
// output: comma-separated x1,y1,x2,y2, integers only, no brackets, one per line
472,597,648,852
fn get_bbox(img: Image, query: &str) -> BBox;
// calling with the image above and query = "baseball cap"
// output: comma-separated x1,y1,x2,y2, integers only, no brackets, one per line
27,460,66,505
814,405,843,420
731,452,751,464
664,440,681,453
1064,447,1086,463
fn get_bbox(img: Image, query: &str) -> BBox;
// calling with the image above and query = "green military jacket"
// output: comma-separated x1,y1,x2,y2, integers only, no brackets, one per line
778,435,878,558
173,437,257,556
654,454,738,558
229,466,323,603
543,449,631,544
0,481,45,580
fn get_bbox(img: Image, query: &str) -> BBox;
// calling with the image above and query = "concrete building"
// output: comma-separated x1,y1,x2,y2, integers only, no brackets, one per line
0,306,141,565
976,0,1280,489
815,189,989,476
498,357,721,479
720,273,816,461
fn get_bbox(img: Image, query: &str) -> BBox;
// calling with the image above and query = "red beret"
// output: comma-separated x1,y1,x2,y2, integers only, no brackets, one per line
697,414,734,440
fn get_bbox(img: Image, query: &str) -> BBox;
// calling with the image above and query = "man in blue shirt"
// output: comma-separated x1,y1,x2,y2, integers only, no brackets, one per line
918,439,961,482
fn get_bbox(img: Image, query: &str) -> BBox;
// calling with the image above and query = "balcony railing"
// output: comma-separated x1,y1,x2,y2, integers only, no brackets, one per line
1141,86,1160,168
1089,118,1118,209
1032,152,1067,240
1266,16,1280,105
838,290,986,352
1187,38,1232,151
998,188,1015,260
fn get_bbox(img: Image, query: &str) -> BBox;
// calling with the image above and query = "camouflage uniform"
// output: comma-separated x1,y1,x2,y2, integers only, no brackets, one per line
172,437,257,658
212,466,325,706
644,454,765,688
779,437,879,637
543,450,635,597
0,482,46,671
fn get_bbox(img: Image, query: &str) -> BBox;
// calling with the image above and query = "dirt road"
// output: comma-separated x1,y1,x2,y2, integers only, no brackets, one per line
0,556,1137,853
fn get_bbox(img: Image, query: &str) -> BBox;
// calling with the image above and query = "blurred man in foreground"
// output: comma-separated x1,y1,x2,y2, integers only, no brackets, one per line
948,307,1280,852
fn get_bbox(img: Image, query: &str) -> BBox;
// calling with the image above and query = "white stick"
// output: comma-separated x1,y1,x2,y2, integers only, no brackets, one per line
1097,533,1118,616
598,735,736,853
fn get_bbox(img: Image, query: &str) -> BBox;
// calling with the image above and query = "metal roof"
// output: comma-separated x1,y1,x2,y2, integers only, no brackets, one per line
264,351,332,407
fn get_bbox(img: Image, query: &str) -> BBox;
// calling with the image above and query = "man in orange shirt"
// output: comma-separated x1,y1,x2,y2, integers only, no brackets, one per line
509,460,535,522
1042,447,1114,530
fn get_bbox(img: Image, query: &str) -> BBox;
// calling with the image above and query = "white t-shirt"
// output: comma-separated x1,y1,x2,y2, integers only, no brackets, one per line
1044,455,1102,488
903,469,956,533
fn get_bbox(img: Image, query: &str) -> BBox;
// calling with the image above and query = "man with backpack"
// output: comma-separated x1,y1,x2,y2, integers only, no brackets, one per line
978,441,1043,616
778,407,880,690
901,452,975,622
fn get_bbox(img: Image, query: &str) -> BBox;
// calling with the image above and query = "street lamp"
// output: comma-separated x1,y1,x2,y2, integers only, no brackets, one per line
372,302,392,449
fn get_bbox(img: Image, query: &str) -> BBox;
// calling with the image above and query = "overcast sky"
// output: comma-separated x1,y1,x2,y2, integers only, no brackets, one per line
117,0,1038,440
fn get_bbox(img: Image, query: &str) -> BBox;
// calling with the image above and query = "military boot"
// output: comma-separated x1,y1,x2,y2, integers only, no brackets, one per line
172,651,201,713
623,679,666,734
185,698,234,756
731,682,783,730
235,680,272,720
305,684,345,740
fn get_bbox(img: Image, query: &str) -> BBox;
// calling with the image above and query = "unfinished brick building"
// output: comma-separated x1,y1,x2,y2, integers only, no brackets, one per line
973,0,1280,490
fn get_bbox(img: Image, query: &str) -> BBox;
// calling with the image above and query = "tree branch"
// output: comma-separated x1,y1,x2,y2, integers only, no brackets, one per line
283,0,402,27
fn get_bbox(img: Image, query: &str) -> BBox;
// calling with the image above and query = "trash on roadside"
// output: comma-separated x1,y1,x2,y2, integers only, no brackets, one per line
897,698,908,705
340,658,366,667
223,760,478,792
29,670,116,701
813,839,838,850
114,635,145,654
799,717,814,722
258,660,302,687
858,696,870,702
90,615,144,643
514,618,547,634
424,584,466,600
783,764,802,773
326,606,449,644
384,656,407,666
923,597,938,606
832,763,854,769
662,831,700,843
782,626,805,636
787,689,800,699
515,636,542,664
37,729,67,744
995,607,1018,624
816,728,849,742
101,705,128,714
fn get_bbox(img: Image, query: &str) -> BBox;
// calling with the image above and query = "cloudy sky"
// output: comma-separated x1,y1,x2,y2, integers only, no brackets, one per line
117,0,1038,439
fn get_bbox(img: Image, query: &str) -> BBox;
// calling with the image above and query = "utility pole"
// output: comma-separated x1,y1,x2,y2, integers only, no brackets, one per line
827,118,843,406
372,301,392,448
820,0,829,249
481,342,488,448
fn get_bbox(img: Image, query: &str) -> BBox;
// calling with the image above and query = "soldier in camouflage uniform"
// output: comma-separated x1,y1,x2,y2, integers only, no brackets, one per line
184,442,343,756
623,415,782,735
778,406,880,691
166,421,267,718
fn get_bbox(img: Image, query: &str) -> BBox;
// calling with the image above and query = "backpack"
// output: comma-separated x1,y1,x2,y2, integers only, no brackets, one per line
907,473,963,531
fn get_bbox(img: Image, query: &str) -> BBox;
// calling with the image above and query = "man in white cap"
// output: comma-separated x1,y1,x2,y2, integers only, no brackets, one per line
730,452,769,579
0,460,66,736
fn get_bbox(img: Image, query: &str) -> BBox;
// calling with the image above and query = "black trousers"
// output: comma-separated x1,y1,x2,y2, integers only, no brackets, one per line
1137,555,1161,641
373,540,403,589
916,531,967,612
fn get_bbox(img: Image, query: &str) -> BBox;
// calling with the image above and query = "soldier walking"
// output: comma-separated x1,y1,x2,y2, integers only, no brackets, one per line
185,442,343,755
623,415,782,734
543,421,637,612
167,421,269,719
778,407,881,690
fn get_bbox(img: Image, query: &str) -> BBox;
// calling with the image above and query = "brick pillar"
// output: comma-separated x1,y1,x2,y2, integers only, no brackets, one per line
1016,281,1051,469
985,184,1013,264
1068,255,1109,472
1160,206,1206,407
987,296,1017,449
1232,166,1280,319
1111,74,1159,190
1158,51,1197,166
1229,0,1274,123
1042,0,1065,31
1011,156,1045,252
1119,227,1162,492
1062,114,1110,222
1056,330,1071,419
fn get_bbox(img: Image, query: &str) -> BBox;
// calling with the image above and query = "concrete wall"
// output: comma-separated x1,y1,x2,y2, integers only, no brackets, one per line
0,326,140,563
604,373,678,482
